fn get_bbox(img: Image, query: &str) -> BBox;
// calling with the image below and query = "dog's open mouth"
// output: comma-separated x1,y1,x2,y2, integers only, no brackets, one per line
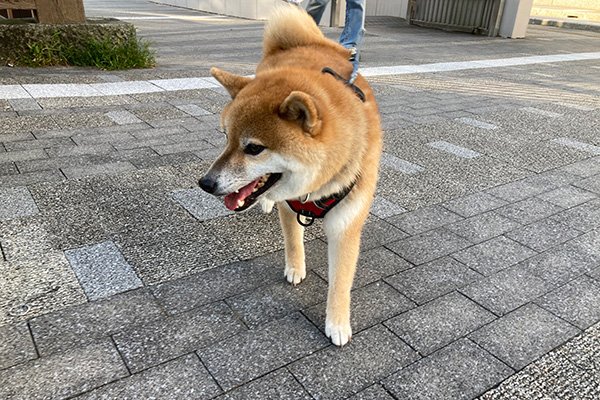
223,173,282,212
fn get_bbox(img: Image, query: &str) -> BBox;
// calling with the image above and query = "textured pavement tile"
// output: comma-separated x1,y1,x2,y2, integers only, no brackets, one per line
558,322,600,378
105,110,143,125
0,169,64,187
370,195,407,219
0,187,39,220
150,249,294,314
218,369,312,400
428,140,481,159
380,152,425,174
384,339,513,400
486,175,561,202
470,304,580,370
452,236,537,276
384,291,496,355
494,197,563,225
29,289,164,356
385,257,482,304
386,205,463,235
198,313,329,391
304,281,416,334
550,199,600,232
445,211,521,243
75,353,221,400
61,161,137,179
4,138,73,152
0,162,17,176
535,275,600,330
505,218,582,252
360,217,409,250
349,384,395,400
478,349,600,400
93,82,162,96
71,131,136,146
0,131,35,143
130,152,200,169
574,174,600,194
442,192,508,218
313,246,413,289
537,185,597,208
460,263,557,316
172,187,233,221
152,139,213,155
64,241,143,301
175,103,212,117
289,325,419,400
522,242,600,287
45,143,114,158
0,341,128,400
0,149,47,163
227,272,328,328
113,301,245,373
386,228,471,265
0,323,37,370
559,156,600,178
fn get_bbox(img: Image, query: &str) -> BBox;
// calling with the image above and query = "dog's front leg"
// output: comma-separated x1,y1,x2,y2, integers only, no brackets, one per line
324,203,367,347
278,202,306,285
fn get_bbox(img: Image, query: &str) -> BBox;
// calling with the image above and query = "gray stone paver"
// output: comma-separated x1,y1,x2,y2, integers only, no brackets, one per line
0,1,599,398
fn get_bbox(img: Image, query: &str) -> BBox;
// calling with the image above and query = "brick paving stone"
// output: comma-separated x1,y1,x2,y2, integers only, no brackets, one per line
8,98,41,111
535,275,600,330
349,384,395,400
494,197,563,225
386,228,471,265
198,313,328,391
452,236,537,276
574,174,600,194
113,301,245,373
175,104,212,117
445,211,521,243
29,289,164,356
106,110,143,125
0,187,39,220
172,187,233,221
559,156,600,178
227,272,328,328
384,292,495,355
61,161,137,179
505,218,582,252
313,246,413,288
46,143,114,158
0,149,47,163
361,217,409,251
304,281,415,334
442,192,508,218
486,175,562,202
289,325,419,400
0,341,128,400
384,339,513,400
0,162,16,176
64,241,142,301
522,242,600,287
0,169,64,187
550,199,600,232
152,140,213,155
0,323,37,370
537,185,597,208
218,369,312,400
130,126,188,140
150,252,293,314
470,303,580,370
71,131,137,146
385,257,482,304
130,152,200,169
0,132,35,143
75,353,221,400
370,195,407,219
386,205,463,235
460,263,557,316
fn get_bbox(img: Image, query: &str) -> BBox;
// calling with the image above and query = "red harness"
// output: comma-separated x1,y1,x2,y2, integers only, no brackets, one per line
286,182,356,227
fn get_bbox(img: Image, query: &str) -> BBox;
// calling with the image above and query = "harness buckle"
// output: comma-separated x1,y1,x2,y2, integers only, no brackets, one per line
297,213,315,227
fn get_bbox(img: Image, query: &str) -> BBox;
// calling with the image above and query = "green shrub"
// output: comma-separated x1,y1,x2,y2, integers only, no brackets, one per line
19,30,155,70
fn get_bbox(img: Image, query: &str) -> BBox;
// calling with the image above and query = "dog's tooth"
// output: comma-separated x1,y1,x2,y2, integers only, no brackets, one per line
237,199,245,208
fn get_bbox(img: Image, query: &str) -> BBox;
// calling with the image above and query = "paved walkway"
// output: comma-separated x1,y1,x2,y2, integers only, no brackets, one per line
1,1,600,398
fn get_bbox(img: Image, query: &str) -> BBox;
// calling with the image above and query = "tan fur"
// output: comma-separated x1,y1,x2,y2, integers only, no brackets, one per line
203,4,382,346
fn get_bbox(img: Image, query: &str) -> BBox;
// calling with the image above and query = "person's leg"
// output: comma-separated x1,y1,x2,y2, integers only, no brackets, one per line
306,0,331,25
338,0,365,49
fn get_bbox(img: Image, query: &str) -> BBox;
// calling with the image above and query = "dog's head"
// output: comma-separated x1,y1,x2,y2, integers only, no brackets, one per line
199,67,330,212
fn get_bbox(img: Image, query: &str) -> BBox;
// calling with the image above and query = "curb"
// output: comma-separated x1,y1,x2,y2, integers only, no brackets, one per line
529,17,600,33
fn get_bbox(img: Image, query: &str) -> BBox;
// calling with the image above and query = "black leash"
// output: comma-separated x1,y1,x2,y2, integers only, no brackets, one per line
321,67,365,102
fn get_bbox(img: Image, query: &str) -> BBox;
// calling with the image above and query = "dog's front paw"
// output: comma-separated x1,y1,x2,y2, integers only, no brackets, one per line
325,318,352,347
284,265,306,285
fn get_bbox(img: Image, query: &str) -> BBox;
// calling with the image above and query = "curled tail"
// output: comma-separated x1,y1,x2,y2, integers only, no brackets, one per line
263,4,328,56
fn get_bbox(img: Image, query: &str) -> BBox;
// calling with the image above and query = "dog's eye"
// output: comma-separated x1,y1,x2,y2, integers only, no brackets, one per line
244,143,266,156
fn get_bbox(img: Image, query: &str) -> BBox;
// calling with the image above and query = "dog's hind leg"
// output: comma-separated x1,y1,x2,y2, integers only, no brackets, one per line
278,202,306,285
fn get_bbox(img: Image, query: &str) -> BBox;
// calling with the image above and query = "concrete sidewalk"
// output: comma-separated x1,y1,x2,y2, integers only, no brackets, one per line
1,0,600,398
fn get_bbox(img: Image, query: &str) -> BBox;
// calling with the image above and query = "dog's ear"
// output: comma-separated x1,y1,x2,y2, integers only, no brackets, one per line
211,67,252,99
279,91,321,135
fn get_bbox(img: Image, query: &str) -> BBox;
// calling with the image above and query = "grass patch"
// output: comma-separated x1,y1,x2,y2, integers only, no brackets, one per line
21,31,155,69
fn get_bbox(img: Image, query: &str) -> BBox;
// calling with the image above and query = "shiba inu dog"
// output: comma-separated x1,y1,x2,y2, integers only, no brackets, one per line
199,5,382,346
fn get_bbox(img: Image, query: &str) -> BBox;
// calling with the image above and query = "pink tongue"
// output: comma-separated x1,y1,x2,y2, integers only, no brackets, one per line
224,179,260,210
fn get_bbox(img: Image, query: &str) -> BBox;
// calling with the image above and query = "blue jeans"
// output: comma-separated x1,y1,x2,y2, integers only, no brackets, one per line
306,0,365,50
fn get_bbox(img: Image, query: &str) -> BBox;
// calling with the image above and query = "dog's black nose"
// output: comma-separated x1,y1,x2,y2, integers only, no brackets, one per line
198,176,218,194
